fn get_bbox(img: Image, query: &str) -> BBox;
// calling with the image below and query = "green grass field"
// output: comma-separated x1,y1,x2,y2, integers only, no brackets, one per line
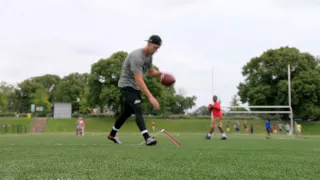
1,117,319,134
1,117,320,179
0,133,319,180
43,117,319,135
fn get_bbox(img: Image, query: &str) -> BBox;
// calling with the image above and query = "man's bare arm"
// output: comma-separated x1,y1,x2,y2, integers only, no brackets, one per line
148,67,162,77
134,72,153,98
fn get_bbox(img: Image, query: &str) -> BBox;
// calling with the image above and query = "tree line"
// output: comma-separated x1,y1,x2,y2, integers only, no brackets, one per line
194,46,320,120
1,47,320,119
0,51,197,117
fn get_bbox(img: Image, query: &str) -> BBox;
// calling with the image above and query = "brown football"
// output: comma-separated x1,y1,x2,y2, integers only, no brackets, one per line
160,73,176,86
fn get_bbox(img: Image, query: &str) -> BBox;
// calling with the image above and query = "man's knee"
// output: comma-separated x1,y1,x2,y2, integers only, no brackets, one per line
210,121,216,128
133,103,143,115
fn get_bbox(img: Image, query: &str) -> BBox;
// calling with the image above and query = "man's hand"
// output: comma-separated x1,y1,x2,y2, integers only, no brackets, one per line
149,96,160,110
212,105,220,110
134,72,160,110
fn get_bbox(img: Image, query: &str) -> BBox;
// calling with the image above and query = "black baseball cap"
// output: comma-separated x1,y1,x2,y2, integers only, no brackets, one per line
146,35,162,45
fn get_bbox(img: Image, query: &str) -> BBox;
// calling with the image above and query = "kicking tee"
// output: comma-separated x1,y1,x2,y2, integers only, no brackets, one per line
118,48,153,90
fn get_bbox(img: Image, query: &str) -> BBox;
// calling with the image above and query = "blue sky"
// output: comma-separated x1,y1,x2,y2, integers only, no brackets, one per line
1,0,320,111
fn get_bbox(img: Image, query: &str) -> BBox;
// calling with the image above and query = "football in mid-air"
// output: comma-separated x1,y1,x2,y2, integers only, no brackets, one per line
160,73,176,86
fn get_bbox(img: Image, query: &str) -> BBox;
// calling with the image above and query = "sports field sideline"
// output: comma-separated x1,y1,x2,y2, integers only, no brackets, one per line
1,132,319,180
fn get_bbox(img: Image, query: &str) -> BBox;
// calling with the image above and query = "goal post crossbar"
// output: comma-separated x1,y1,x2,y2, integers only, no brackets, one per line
221,105,294,138
212,65,294,138
222,106,292,114
226,106,291,109
225,111,291,114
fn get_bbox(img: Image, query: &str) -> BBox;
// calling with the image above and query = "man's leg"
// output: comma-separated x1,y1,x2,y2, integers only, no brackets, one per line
108,102,133,142
205,116,216,139
130,95,156,145
266,128,270,138
115,88,156,145
217,118,227,140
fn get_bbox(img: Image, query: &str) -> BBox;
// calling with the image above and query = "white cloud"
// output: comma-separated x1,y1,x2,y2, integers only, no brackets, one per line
1,0,320,111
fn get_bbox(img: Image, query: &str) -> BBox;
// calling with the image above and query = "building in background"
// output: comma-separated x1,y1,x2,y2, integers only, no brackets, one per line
53,102,72,118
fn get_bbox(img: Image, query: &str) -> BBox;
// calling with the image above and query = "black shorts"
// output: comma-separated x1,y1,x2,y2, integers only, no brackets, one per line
279,129,282,132
120,87,142,114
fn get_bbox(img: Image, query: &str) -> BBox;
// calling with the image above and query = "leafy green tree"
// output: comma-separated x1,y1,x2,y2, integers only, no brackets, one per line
0,81,16,112
33,88,51,114
79,86,92,114
52,73,89,112
0,93,7,112
194,105,211,115
14,74,60,112
229,94,247,111
88,51,197,116
87,51,129,115
237,46,320,117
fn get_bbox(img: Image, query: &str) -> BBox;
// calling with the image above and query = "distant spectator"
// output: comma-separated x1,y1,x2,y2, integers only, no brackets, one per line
285,123,290,134
76,118,80,136
278,122,283,133
235,121,240,133
296,123,302,135
250,124,254,134
265,119,271,139
226,121,230,133
80,117,85,136
244,120,248,133
76,117,83,136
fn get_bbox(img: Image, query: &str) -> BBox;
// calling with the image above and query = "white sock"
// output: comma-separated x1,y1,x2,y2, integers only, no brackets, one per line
141,130,148,134
222,133,226,137
112,126,119,131
208,133,213,137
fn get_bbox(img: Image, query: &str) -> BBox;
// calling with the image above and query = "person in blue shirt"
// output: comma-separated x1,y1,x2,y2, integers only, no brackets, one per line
265,119,271,138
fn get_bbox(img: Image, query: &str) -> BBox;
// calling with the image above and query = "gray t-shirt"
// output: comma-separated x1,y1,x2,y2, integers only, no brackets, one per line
118,48,153,90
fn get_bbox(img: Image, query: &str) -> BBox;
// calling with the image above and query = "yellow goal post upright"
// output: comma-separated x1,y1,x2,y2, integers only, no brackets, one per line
214,65,294,138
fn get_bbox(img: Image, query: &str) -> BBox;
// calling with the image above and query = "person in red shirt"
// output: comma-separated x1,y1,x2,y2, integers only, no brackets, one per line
205,95,227,140
273,124,277,133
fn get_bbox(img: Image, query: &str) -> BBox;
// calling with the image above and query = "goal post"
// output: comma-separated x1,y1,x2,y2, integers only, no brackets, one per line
221,105,294,137
226,105,292,114
211,64,294,137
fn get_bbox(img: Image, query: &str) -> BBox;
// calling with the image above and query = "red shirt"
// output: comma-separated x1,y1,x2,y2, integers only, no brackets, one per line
211,101,222,118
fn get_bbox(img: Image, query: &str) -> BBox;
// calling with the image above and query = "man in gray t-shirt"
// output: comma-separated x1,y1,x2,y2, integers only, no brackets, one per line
108,35,164,146
118,48,153,90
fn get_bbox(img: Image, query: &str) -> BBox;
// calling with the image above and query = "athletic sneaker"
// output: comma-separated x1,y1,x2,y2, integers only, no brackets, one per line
146,137,157,146
204,135,211,140
220,136,227,140
108,134,122,144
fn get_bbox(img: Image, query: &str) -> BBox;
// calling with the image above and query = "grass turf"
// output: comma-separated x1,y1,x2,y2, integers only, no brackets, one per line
0,133,319,180
43,117,320,134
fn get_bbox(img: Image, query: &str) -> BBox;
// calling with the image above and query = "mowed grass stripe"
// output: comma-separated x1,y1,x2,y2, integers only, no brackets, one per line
0,134,319,180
